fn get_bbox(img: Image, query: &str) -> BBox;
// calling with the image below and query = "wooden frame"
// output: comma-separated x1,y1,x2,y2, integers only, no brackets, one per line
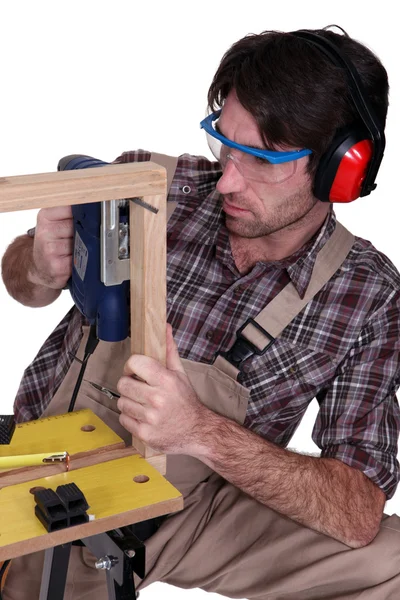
0,162,183,560
0,161,167,460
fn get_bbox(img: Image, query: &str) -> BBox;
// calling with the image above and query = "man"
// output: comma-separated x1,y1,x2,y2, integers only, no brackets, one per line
2,26,400,599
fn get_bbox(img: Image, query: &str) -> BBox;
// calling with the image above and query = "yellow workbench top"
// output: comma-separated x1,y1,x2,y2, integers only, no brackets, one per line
0,454,182,560
0,410,182,560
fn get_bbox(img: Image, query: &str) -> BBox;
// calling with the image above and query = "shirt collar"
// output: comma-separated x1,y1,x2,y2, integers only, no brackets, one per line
285,209,336,298
173,188,337,298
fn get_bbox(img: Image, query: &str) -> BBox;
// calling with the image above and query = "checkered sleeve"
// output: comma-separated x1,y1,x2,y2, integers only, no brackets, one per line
13,306,85,422
112,149,151,164
313,289,400,499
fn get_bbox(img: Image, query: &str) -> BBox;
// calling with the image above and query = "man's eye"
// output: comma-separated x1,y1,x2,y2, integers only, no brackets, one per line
254,156,272,167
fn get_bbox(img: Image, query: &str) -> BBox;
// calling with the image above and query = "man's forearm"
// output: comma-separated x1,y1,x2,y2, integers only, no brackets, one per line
190,411,386,548
1,235,61,307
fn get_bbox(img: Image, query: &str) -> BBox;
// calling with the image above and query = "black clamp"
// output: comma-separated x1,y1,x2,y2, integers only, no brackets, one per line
34,483,90,532
218,318,275,369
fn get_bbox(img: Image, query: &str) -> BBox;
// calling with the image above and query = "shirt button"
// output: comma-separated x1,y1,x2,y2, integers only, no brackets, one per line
242,363,251,373
181,185,191,195
206,330,214,340
234,286,244,296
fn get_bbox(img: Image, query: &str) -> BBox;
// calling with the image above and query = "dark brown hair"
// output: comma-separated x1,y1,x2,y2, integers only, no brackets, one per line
207,28,389,173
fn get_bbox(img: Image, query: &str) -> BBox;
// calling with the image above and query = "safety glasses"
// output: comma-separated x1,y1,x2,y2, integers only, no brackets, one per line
200,110,312,184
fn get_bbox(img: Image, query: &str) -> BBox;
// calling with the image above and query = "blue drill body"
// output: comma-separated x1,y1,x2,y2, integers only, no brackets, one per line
58,155,130,342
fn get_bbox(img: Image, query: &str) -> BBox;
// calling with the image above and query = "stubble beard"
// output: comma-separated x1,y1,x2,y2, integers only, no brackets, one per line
223,187,319,239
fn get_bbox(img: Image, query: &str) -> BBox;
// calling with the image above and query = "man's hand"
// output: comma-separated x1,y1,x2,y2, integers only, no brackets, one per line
28,206,73,289
1,205,73,307
117,324,209,454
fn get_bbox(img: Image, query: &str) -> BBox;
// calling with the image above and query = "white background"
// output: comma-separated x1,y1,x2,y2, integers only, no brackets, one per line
0,1,398,598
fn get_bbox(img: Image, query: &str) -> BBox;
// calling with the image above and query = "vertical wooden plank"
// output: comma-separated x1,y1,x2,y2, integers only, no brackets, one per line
129,192,167,458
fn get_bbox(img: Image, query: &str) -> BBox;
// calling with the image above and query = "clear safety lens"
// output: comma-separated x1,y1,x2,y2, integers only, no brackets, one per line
205,129,297,185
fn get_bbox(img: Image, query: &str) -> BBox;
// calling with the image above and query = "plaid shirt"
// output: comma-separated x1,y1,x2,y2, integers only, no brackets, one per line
15,150,400,499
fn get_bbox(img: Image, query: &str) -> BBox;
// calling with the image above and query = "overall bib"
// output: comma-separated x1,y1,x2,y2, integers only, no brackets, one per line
5,159,400,599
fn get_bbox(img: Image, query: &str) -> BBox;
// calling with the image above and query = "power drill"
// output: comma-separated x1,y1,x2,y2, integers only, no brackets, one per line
58,155,130,343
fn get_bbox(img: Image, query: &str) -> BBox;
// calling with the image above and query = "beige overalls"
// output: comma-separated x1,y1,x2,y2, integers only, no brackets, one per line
4,158,400,599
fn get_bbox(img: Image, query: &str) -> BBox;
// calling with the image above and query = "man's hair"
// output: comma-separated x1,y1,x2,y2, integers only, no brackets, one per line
207,28,389,174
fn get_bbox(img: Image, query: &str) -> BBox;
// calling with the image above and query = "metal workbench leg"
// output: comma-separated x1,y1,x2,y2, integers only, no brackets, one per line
39,543,72,600
37,528,143,600
83,528,145,600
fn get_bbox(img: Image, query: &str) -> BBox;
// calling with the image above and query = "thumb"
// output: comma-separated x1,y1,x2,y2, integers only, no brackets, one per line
166,323,185,373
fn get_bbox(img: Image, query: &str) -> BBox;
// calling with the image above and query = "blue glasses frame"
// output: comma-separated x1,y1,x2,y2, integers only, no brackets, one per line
200,110,312,165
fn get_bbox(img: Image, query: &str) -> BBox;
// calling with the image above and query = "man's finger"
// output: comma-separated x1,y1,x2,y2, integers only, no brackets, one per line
117,375,147,402
122,324,184,383
122,354,163,385
117,395,147,420
39,206,73,222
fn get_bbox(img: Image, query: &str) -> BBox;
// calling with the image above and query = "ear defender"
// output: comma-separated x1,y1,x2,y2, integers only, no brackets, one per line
291,30,385,204
314,126,373,203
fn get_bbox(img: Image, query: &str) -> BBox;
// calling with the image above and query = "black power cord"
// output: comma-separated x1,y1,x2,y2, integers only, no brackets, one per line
68,323,99,412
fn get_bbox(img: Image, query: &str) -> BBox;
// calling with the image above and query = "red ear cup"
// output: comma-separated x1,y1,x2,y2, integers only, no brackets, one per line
329,139,373,202
313,126,373,203
291,31,385,200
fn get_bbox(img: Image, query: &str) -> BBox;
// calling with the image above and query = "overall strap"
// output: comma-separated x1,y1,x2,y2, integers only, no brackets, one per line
215,222,355,379
150,152,178,221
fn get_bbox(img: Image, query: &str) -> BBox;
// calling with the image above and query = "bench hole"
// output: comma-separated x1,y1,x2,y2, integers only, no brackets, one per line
30,486,46,494
81,425,96,432
133,475,150,484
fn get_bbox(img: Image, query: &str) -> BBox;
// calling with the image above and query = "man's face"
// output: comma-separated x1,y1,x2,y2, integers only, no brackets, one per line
215,91,318,238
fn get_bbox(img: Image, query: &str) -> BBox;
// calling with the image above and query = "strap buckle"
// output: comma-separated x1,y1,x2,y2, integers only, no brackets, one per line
218,318,275,369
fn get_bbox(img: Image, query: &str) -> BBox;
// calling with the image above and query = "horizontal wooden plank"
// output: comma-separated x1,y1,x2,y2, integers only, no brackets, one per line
0,409,124,459
0,410,167,487
0,446,167,489
0,455,182,561
0,162,166,213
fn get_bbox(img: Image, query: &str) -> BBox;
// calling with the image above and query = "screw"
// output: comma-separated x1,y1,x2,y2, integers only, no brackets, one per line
95,555,119,570
125,549,136,558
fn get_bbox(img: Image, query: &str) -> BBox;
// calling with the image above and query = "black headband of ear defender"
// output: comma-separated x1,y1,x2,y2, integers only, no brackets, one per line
290,29,385,197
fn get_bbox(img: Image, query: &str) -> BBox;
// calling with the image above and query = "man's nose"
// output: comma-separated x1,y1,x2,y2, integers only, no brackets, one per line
216,157,247,195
